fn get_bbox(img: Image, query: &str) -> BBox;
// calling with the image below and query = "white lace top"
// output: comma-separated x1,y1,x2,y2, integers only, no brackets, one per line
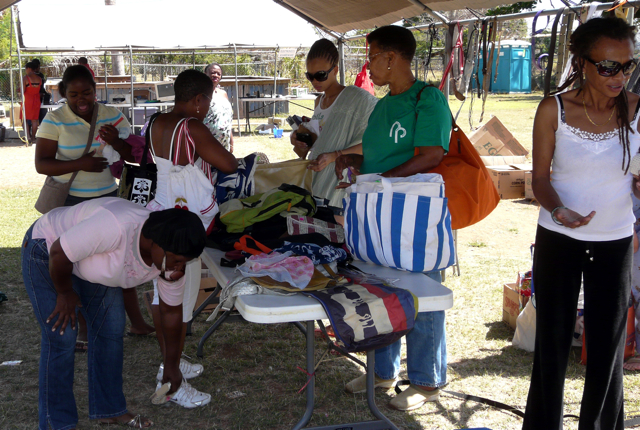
538,95,640,240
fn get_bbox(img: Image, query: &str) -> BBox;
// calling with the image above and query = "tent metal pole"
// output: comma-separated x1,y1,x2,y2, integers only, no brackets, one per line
272,47,278,118
406,0,449,24
104,52,109,102
12,5,26,142
233,43,241,138
338,39,345,86
129,45,134,134
9,6,15,131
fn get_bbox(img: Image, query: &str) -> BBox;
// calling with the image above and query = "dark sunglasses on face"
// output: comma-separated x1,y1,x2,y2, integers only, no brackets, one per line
584,57,638,77
305,65,336,82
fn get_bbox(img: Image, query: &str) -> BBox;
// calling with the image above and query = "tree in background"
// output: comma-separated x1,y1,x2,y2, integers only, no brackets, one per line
0,10,17,63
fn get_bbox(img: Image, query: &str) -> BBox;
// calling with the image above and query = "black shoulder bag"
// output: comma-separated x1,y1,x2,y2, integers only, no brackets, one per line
118,112,161,206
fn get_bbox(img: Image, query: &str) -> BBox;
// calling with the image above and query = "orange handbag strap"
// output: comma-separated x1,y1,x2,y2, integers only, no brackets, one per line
414,84,458,156
234,235,272,255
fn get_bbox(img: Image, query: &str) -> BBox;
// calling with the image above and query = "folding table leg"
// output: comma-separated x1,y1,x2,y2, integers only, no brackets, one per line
290,321,307,337
187,285,221,336
196,310,232,358
296,344,399,430
292,320,316,430
364,349,399,430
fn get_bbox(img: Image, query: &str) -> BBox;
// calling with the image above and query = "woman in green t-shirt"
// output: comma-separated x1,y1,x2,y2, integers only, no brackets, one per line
337,25,451,412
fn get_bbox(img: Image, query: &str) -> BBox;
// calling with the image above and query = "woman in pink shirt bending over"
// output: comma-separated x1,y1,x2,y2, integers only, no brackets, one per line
22,198,207,429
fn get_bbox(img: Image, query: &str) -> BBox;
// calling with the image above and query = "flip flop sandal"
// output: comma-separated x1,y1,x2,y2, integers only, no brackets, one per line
75,341,88,353
624,356,640,371
150,382,172,405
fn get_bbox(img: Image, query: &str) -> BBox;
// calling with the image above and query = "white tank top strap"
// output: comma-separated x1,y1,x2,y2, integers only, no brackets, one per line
147,116,187,163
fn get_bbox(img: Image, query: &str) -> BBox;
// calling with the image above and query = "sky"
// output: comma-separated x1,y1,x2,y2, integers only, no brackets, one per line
15,0,321,49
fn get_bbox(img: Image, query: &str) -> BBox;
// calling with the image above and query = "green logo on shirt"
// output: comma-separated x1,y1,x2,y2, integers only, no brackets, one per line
390,121,406,143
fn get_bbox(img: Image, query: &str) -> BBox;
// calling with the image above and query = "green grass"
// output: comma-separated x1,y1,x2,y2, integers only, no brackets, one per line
2,93,640,430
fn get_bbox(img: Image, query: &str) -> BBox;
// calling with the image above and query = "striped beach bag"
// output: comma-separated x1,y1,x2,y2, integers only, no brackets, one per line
343,173,455,273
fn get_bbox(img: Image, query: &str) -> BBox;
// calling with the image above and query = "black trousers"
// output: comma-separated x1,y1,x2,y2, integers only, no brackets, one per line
523,225,632,430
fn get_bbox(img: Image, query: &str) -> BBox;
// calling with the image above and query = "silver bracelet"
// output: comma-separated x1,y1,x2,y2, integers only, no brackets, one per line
551,206,567,225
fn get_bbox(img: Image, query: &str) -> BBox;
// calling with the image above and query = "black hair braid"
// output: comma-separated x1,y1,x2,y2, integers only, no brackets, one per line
617,89,631,173
555,17,636,172
307,39,339,67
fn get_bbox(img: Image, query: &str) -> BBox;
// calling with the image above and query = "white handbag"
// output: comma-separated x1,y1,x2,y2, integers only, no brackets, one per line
343,173,455,273
161,118,218,231
513,299,536,352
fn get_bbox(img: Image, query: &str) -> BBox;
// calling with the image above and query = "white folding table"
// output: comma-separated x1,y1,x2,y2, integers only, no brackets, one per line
197,247,453,430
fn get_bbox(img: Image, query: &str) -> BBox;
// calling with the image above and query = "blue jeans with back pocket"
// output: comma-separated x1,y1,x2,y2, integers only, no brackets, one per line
21,223,128,430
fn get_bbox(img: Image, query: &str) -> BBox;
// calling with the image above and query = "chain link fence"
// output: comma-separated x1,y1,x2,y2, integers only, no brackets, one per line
0,40,448,120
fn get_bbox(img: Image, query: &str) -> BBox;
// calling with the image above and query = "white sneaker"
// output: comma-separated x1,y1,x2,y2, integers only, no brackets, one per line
156,359,204,381
156,379,211,409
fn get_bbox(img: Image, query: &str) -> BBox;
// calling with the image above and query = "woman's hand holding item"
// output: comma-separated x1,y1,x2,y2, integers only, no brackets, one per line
98,124,121,146
79,150,108,172
308,151,338,172
47,290,81,335
290,130,310,159
163,361,183,393
335,153,363,180
553,206,596,229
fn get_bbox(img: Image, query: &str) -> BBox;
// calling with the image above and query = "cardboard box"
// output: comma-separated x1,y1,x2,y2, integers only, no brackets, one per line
524,171,534,200
503,283,520,329
194,271,219,313
268,117,284,127
470,116,529,157
480,155,528,167
487,164,532,200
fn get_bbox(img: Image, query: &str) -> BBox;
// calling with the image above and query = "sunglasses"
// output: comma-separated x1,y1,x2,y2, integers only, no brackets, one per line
584,57,637,77
305,65,336,82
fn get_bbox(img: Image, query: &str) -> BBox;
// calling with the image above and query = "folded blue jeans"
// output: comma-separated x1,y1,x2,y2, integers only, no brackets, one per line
374,270,447,388
21,224,128,430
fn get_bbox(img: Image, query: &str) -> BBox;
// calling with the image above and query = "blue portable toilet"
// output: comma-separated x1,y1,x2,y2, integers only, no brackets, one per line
474,40,532,93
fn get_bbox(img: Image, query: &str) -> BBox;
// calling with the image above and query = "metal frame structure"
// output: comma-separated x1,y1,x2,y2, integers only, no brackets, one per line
6,4,298,138
6,1,638,139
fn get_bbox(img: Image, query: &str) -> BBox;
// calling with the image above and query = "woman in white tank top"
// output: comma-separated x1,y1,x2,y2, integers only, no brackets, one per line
523,17,640,430
146,69,237,409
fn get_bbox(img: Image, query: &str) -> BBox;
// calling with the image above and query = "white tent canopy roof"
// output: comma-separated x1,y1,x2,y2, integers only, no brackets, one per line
278,0,526,33
12,0,321,49
3,0,534,51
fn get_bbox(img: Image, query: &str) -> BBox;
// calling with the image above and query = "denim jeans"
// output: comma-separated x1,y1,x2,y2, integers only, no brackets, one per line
22,224,128,430
63,189,117,207
374,271,447,387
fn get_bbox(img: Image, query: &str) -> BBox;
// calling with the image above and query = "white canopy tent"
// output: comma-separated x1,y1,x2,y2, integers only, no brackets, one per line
12,0,320,49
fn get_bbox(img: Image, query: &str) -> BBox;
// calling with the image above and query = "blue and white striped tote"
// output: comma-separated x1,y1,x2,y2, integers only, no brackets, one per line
343,173,455,273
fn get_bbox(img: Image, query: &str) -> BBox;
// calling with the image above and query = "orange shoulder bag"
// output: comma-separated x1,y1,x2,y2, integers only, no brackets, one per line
415,85,499,230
